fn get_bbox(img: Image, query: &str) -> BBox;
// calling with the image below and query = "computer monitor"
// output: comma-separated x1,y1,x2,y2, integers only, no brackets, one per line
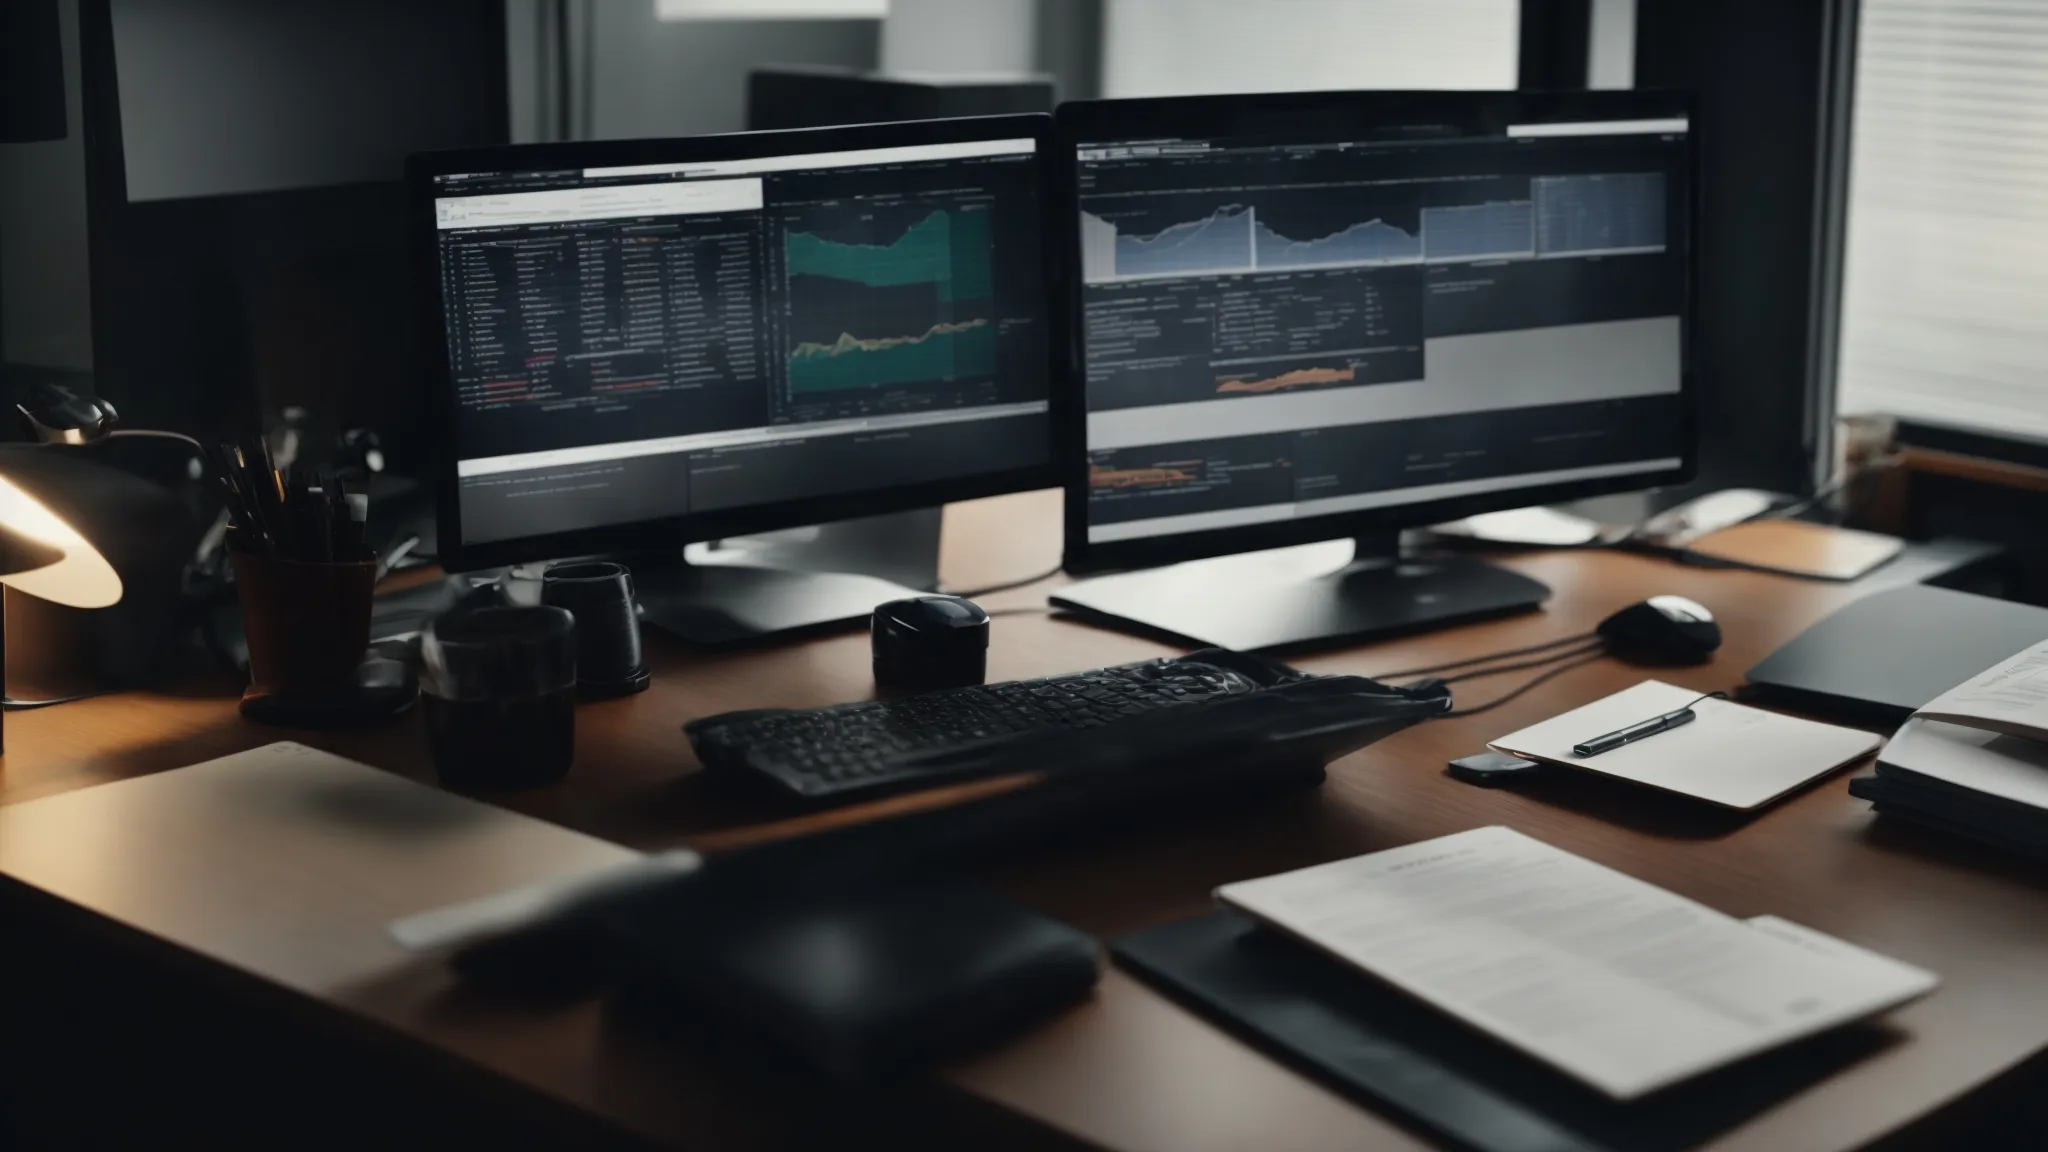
409,115,1053,643
1048,91,1695,652
80,0,509,465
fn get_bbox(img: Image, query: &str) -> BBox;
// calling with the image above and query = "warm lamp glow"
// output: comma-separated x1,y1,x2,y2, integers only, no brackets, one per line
0,473,122,608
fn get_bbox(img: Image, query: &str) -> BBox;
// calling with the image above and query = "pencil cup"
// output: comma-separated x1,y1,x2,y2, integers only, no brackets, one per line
232,551,376,699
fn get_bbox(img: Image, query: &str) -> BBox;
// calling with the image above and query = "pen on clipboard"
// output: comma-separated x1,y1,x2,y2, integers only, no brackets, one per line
1572,691,1727,758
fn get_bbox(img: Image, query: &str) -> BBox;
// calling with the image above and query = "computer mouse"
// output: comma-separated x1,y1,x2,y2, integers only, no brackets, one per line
1596,595,1722,663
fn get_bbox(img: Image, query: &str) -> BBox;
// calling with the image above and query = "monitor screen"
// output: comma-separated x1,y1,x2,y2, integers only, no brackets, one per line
1071,112,1689,548
111,0,506,202
426,131,1048,550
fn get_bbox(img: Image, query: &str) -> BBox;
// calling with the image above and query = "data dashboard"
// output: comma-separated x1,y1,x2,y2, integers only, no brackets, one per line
430,138,1047,545
1074,120,1690,544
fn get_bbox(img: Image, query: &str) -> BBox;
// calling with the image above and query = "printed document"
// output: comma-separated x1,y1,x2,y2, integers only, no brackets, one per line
1216,826,1936,1098
1917,639,2048,742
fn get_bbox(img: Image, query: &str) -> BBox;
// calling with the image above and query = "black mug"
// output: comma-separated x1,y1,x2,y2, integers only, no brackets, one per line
541,560,650,697
420,606,577,789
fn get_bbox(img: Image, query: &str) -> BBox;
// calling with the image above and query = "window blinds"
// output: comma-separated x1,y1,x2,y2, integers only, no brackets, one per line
1836,0,2048,443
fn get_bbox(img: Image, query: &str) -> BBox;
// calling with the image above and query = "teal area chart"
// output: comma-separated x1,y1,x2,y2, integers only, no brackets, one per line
782,204,999,394
784,208,992,301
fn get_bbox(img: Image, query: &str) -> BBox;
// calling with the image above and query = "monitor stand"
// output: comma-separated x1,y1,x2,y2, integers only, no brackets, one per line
1049,533,1549,654
631,556,921,648
629,509,941,647
686,507,943,593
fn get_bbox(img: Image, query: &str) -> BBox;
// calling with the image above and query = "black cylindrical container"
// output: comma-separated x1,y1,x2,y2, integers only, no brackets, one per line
872,595,990,692
420,606,577,789
542,560,651,697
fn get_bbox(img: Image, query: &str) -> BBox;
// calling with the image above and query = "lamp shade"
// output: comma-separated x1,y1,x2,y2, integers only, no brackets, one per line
0,519,64,582
0,447,126,609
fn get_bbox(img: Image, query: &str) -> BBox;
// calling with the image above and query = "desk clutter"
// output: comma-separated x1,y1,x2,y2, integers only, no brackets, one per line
1120,829,1935,1152
1852,637,2048,859
214,429,651,747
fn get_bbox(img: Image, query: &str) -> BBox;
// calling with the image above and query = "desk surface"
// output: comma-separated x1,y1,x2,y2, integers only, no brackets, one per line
4,489,2046,1151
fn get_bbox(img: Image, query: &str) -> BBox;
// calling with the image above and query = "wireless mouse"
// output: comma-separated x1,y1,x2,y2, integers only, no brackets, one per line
1597,595,1721,663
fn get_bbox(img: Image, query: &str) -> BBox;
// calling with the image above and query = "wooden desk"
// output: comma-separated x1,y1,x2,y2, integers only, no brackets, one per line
3,489,2045,1150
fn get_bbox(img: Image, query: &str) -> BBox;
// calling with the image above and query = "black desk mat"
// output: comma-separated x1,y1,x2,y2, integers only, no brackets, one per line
1112,913,1897,1152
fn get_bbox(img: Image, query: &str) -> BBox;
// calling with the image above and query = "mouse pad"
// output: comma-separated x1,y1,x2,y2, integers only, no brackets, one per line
1113,912,1896,1152
1683,520,1902,581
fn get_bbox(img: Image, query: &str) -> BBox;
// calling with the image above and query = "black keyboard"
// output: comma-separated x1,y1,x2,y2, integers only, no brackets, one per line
686,649,1319,802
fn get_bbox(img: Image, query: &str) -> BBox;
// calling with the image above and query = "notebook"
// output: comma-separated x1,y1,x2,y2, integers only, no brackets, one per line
1215,826,1938,1100
1489,680,1882,809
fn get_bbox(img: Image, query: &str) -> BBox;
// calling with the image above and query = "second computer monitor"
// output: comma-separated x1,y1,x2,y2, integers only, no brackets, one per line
1051,91,1694,650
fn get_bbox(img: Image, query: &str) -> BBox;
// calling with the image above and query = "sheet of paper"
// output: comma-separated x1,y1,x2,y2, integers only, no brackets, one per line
1879,717,2048,810
1917,639,2048,742
1216,826,1936,1099
1742,915,1943,989
1489,680,1881,809
0,742,642,993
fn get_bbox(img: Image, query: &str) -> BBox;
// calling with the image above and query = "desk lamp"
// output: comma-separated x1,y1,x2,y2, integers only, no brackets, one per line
0,457,125,753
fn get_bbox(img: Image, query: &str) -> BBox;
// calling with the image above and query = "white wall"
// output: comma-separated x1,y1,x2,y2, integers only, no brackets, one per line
882,0,1035,76
1102,0,1518,98
1588,0,1635,90
583,1,879,139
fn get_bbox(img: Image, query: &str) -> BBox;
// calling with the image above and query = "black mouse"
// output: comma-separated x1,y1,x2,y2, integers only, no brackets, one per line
1597,595,1721,663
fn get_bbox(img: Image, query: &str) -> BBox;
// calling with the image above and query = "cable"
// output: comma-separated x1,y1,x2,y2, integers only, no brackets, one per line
1428,640,1607,686
984,605,1054,618
1373,630,1597,681
1440,650,1610,718
107,428,206,451
4,690,109,710
940,563,1064,600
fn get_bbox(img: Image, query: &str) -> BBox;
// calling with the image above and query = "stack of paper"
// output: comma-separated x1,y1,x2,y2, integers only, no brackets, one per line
1851,638,2048,857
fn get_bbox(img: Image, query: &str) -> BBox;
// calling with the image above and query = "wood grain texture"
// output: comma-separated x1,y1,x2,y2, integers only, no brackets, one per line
5,487,2046,1151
